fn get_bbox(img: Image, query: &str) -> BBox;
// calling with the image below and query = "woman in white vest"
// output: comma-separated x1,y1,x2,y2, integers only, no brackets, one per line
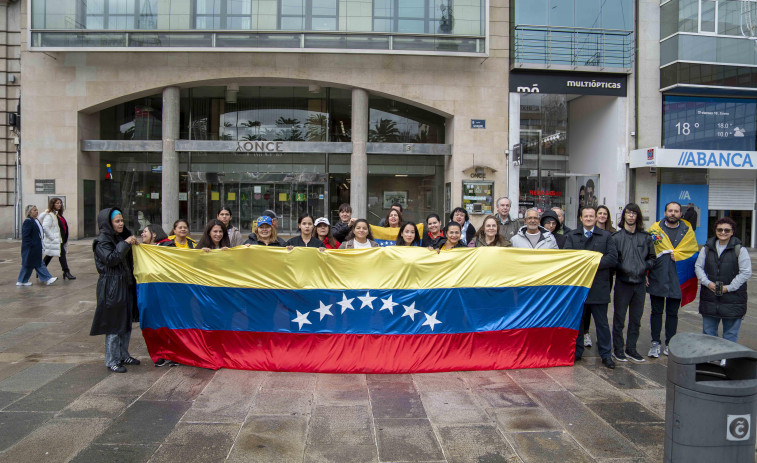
38,198,63,269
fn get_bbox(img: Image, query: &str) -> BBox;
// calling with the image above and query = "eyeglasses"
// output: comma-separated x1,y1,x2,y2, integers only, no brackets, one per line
716,228,733,233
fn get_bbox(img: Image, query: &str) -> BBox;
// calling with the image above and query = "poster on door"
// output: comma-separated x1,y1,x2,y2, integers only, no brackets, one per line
576,176,599,220
657,184,708,245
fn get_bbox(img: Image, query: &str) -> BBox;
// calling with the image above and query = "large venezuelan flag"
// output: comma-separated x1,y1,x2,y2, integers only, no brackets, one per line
648,219,700,307
134,245,600,373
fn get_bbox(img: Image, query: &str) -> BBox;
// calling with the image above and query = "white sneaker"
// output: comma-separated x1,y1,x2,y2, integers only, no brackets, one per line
648,341,661,358
16,281,32,286
45,277,58,286
584,334,592,347
663,345,669,356
720,359,726,367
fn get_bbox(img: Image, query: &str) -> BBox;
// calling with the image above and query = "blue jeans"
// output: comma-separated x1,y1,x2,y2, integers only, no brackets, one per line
17,259,54,283
702,316,742,344
105,330,132,367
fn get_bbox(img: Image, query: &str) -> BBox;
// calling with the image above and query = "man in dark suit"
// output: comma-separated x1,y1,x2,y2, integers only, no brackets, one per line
565,206,619,369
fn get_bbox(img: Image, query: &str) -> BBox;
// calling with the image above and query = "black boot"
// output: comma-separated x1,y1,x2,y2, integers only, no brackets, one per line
63,271,76,280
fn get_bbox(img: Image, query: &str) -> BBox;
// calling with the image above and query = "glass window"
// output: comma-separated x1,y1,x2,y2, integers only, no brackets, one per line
548,0,573,27
374,0,450,34
718,0,743,36
601,0,632,30
279,0,338,31
678,0,698,32
195,0,251,29
85,0,157,29
368,96,446,143
700,0,717,33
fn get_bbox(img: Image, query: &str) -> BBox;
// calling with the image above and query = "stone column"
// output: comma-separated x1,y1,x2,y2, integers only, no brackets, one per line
350,88,368,219
162,86,180,232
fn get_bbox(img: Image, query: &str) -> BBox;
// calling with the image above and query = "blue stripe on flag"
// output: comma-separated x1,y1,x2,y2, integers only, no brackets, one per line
138,283,588,335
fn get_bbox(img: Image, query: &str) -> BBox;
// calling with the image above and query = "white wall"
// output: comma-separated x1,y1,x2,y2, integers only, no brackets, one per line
568,95,629,228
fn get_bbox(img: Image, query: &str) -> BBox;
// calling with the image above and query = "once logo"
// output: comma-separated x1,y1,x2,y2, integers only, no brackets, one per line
516,84,540,93
727,415,751,441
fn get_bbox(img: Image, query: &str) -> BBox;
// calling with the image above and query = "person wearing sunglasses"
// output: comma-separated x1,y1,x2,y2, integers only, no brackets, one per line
695,217,752,350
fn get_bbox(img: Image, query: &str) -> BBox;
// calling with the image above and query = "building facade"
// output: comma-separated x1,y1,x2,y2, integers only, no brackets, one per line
20,0,512,237
633,0,757,247
0,0,20,238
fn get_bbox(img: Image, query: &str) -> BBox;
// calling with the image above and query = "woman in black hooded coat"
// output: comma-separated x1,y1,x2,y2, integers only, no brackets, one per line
90,207,141,373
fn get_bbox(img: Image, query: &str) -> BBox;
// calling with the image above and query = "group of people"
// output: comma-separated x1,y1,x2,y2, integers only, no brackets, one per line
16,198,76,287
32,194,748,374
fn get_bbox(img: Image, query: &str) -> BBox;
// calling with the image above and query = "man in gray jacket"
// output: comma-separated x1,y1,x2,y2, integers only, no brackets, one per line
494,197,523,242
511,208,558,249
611,203,656,363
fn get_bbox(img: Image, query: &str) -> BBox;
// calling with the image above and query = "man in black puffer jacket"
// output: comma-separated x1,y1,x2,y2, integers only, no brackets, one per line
611,203,656,364
695,217,752,345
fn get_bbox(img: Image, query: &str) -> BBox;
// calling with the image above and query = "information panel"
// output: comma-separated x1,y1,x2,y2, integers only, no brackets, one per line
663,96,757,150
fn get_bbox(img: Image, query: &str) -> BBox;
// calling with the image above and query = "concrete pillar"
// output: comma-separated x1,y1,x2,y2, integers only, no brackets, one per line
350,88,368,219
162,86,180,233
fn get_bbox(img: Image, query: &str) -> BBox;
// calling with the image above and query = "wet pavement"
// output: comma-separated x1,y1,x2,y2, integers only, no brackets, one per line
1,239,756,462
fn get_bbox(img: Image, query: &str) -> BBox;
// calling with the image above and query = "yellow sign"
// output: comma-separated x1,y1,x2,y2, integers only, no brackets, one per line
227,192,236,201
211,191,220,201
279,192,289,201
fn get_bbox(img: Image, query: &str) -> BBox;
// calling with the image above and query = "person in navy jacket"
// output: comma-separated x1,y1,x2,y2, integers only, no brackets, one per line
564,206,618,369
17,205,57,286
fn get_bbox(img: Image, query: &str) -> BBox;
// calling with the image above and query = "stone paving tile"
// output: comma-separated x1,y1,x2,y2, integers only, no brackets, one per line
306,405,374,444
585,401,664,426
506,431,594,463
530,390,639,460
612,423,665,461
0,322,58,352
149,422,240,463
94,400,192,445
368,374,427,419
303,443,378,463
544,366,632,404
227,415,308,463
182,369,265,423
622,388,667,419
625,362,669,387
436,424,519,463
58,394,134,419
0,360,29,382
140,366,216,402
249,387,314,417
588,359,661,390
412,371,468,391
315,372,366,390
0,411,55,451
0,362,74,392
489,407,562,433
468,375,538,409
420,390,491,425
507,369,565,392
0,391,22,410
374,418,445,462
4,363,110,412
314,388,369,406
69,443,159,463
87,363,170,396
0,417,110,462
262,371,318,390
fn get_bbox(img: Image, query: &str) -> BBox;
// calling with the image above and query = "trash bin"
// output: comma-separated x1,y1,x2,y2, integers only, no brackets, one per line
665,332,757,463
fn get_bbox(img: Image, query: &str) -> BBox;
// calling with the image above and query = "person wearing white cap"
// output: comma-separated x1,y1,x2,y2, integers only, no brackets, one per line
314,217,340,249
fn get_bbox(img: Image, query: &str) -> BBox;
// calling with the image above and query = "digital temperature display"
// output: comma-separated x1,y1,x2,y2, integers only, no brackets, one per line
663,96,757,150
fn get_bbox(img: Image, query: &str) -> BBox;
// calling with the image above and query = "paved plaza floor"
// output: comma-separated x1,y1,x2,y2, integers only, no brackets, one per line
1,240,756,463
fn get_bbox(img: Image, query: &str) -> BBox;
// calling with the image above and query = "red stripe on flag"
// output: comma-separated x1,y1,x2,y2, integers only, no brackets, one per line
142,327,579,373
680,277,699,307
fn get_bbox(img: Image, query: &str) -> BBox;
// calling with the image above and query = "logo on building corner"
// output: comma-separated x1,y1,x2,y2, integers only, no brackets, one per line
516,84,540,93
727,415,751,441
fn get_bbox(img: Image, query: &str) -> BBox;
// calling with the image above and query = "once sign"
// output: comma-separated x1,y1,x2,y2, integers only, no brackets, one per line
236,141,284,153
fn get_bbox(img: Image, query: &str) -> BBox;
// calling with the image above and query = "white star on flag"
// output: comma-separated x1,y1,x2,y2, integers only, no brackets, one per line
337,294,355,314
379,295,398,314
313,301,333,320
292,310,312,330
401,302,421,321
422,311,442,331
357,292,377,309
